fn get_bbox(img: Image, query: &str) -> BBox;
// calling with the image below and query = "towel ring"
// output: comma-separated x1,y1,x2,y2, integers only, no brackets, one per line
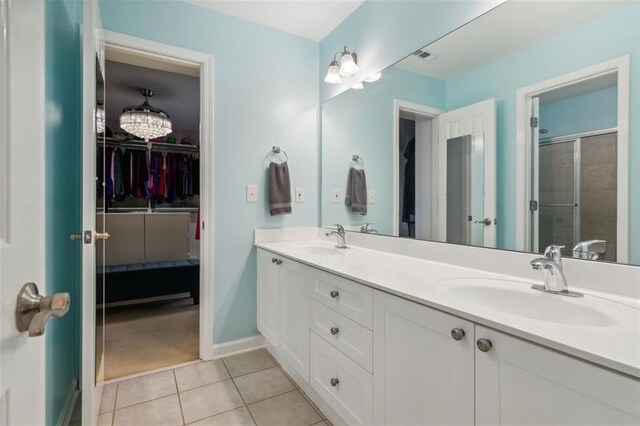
270,146,288,163
352,154,364,167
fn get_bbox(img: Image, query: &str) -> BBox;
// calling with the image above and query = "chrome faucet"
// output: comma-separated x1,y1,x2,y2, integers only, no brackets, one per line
572,240,606,260
360,223,378,234
325,224,348,249
530,244,583,297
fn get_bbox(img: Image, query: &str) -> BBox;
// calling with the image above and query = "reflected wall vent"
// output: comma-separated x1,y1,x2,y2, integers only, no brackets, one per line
412,49,436,61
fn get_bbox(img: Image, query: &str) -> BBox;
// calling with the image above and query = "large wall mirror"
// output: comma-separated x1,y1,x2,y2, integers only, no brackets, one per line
321,1,639,265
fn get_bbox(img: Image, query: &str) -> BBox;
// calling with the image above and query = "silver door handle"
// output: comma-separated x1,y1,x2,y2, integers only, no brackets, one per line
473,218,492,226
16,282,70,337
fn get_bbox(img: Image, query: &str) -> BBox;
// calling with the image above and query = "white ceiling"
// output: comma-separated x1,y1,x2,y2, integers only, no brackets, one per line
395,1,633,80
539,72,617,105
104,60,200,139
184,0,364,41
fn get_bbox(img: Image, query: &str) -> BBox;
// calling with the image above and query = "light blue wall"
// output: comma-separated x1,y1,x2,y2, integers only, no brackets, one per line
322,66,445,234
319,0,503,102
539,86,617,140
445,4,639,261
99,0,319,343
45,0,82,424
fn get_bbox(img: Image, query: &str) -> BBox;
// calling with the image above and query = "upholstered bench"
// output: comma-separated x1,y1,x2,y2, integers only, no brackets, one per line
97,259,200,305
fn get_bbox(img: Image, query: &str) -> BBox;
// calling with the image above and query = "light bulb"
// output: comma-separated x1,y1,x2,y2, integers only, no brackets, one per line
324,60,342,84
364,72,381,83
352,82,364,90
339,49,358,76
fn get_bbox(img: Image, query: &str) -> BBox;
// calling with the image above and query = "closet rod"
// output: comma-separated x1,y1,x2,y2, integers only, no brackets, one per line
97,138,199,153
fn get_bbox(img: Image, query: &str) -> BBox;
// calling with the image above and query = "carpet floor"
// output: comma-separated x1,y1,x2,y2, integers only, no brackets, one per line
102,298,199,380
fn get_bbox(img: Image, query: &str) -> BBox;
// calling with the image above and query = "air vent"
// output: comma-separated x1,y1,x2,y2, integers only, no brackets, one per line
412,49,432,59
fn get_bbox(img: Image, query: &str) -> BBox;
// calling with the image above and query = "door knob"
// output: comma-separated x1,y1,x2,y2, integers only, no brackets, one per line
95,232,110,240
330,327,339,335
330,290,339,299
330,378,339,387
16,282,70,337
473,218,492,226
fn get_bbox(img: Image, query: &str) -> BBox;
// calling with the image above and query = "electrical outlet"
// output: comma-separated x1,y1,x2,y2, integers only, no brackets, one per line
295,187,304,203
368,189,376,204
332,189,341,203
246,184,257,203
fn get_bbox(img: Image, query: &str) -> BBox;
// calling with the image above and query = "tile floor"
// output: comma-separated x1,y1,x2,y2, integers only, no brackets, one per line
71,348,330,426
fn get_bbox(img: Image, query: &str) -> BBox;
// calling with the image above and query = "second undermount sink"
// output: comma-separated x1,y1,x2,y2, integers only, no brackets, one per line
297,245,346,257
440,278,619,327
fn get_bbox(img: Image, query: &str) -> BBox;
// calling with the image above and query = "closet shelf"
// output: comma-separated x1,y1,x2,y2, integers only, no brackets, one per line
98,137,199,153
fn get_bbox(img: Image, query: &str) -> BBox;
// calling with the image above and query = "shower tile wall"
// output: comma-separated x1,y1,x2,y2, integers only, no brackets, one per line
580,133,617,262
538,141,575,254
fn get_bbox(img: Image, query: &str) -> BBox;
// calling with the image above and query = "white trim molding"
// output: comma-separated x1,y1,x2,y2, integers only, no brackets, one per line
212,335,266,359
515,55,630,262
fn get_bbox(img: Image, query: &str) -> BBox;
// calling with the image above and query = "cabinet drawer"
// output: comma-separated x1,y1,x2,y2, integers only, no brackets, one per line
309,300,373,373
310,332,373,426
310,269,373,329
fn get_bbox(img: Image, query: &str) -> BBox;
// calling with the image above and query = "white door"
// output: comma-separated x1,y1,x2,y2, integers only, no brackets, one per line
475,326,640,425
257,250,282,346
279,259,310,381
0,1,47,424
528,96,540,253
437,98,496,247
373,290,475,425
81,1,105,424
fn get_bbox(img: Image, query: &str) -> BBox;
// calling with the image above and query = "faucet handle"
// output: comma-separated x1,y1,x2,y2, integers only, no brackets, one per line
334,224,345,234
544,244,565,262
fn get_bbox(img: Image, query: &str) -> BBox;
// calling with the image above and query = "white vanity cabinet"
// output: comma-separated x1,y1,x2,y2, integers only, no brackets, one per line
257,249,310,381
475,326,640,425
373,290,475,425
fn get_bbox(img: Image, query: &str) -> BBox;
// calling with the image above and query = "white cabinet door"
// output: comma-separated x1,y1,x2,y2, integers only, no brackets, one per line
475,326,640,425
257,249,282,346
373,290,475,425
279,258,310,381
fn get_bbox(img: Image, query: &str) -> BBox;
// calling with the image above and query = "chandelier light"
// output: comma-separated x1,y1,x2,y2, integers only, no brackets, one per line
119,88,172,141
96,102,105,134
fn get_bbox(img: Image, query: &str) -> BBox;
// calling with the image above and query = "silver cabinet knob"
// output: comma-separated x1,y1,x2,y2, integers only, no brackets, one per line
451,328,465,341
271,257,277,263
16,282,70,337
330,327,339,335
477,338,493,352
330,290,339,299
330,378,339,387
276,259,282,266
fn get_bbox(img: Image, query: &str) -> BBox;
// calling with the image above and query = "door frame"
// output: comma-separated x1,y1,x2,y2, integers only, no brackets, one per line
392,100,442,237
515,55,630,262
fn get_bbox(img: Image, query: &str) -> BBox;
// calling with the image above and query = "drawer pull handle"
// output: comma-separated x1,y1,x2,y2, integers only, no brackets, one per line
330,290,339,299
330,378,339,387
330,327,339,335
477,338,493,352
451,328,465,341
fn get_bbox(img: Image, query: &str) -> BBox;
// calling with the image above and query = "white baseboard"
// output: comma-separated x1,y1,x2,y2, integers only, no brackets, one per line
57,378,79,426
212,335,265,359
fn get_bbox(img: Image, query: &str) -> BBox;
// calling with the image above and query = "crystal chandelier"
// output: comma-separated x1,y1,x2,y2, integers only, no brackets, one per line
96,102,105,134
119,88,172,141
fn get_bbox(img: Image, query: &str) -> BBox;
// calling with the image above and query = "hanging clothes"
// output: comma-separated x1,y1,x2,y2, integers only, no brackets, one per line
402,138,416,224
113,148,125,201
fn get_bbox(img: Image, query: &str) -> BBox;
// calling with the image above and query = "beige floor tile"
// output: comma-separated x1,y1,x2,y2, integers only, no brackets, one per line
116,370,177,408
113,394,183,426
248,390,322,426
187,407,255,425
98,411,113,426
234,367,295,404
175,360,231,391
222,349,275,377
180,379,244,424
100,383,117,413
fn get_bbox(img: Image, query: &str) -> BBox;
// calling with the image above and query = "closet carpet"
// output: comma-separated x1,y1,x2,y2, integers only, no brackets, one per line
102,298,199,380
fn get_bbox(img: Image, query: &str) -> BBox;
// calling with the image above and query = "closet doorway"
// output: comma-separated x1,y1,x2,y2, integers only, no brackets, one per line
95,32,214,382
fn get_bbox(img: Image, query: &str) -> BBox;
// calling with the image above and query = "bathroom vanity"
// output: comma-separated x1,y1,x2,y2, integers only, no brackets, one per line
255,230,639,426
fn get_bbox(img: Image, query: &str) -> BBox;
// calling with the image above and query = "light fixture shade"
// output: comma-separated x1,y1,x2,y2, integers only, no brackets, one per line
120,89,172,141
352,82,364,90
339,49,358,76
324,61,342,84
364,72,381,83
96,103,105,134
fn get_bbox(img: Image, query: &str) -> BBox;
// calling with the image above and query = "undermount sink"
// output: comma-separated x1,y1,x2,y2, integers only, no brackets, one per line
297,245,346,256
440,278,619,327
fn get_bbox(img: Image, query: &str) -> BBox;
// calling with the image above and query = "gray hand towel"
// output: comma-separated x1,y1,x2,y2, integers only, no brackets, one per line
269,161,292,216
345,167,367,215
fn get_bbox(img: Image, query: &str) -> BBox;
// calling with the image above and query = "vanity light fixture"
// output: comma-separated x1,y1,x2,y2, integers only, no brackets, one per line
352,82,364,90
119,88,172,141
324,46,358,84
364,72,381,83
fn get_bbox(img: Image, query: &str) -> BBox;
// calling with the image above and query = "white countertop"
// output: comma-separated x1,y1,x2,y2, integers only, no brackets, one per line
256,239,640,378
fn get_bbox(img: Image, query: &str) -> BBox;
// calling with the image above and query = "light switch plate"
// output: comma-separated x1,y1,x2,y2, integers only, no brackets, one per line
332,189,341,203
295,187,304,203
368,189,376,204
246,184,257,203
